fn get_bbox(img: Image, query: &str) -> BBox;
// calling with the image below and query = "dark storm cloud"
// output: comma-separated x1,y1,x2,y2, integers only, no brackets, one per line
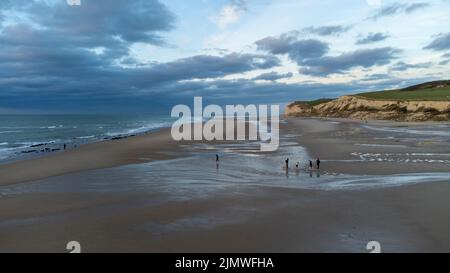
356,32,390,45
0,1,436,114
423,33,450,51
299,47,401,76
0,0,285,113
369,2,430,20
255,32,400,77
302,25,351,36
162,75,439,106
253,72,293,81
130,53,281,87
389,61,432,71
0,0,177,81
255,33,330,64
24,0,175,46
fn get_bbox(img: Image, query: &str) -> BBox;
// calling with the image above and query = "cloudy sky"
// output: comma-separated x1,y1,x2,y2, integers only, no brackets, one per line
0,0,449,114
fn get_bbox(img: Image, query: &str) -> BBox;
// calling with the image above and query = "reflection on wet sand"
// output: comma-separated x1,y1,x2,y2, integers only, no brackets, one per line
1,118,450,252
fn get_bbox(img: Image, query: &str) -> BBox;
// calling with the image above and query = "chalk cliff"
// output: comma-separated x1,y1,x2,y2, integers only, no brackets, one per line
285,96,450,121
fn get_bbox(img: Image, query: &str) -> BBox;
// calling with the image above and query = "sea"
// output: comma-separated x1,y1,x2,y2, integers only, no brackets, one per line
0,114,175,162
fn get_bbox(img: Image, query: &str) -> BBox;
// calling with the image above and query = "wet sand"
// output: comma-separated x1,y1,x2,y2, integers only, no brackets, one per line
284,118,450,175
0,129,181,186
1,118,450,252
2,182,450,252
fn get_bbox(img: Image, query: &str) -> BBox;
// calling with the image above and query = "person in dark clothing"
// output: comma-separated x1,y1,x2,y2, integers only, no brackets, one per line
309,160,313,170
285,158,289,169
216,154,219,162
316,158,321,169
64,143,66,150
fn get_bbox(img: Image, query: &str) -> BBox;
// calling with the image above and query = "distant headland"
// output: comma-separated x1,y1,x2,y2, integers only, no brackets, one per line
285,80,450,122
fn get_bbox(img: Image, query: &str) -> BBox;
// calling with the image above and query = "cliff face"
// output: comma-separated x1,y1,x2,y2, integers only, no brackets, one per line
285,96,450,121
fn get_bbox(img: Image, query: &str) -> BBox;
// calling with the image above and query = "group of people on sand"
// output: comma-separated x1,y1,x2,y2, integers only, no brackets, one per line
285,157,320,171
215,153,321,172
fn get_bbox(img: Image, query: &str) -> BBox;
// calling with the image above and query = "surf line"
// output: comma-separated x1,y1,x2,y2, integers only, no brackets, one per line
171,96,280,151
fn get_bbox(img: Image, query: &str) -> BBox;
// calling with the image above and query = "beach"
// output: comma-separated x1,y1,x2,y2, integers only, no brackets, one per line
1,118,450,252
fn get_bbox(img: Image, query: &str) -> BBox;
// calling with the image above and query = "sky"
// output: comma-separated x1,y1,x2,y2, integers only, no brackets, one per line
0,0,449,114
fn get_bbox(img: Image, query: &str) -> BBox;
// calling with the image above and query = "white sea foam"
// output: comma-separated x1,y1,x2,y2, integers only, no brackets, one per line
0,130,23,134
351,152,450,164
105,122,172,137
77,135,96,139
355,143,407,148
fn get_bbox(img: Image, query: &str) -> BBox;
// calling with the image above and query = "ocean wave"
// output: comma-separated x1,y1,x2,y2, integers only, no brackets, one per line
105,122,172,137
77,135,96,139
0,130,23,134
0,147,21,159
42,125,64,129
16,140,59,147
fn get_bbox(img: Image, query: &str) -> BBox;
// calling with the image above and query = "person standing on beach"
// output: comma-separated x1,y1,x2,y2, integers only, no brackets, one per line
64,143,66,150
285,158,289,169
309,160,313,170
316,158,321,169
216,154,219,169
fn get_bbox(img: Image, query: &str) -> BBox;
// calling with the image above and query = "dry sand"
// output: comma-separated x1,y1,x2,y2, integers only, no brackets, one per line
0,129,181,186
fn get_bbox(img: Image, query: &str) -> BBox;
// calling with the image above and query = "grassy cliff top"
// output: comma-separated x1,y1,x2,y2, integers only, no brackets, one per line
290,80,450,108
356,80,450,101
289,98,333,107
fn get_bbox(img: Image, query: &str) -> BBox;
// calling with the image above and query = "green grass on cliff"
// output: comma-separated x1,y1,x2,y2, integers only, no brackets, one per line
358,87,450,101
290,98,333,107
305,98,334,106
357,81,450,101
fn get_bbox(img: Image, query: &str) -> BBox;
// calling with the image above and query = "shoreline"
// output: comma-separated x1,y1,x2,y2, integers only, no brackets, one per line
0,128,183,186
2,117,450,185
1,117,450,252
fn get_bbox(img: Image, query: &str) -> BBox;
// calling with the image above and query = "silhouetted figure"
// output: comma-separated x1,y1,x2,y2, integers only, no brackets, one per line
64,143,66,150
316,158,321,169
285,158,289,169
216,154,219,169
309,160,313,170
